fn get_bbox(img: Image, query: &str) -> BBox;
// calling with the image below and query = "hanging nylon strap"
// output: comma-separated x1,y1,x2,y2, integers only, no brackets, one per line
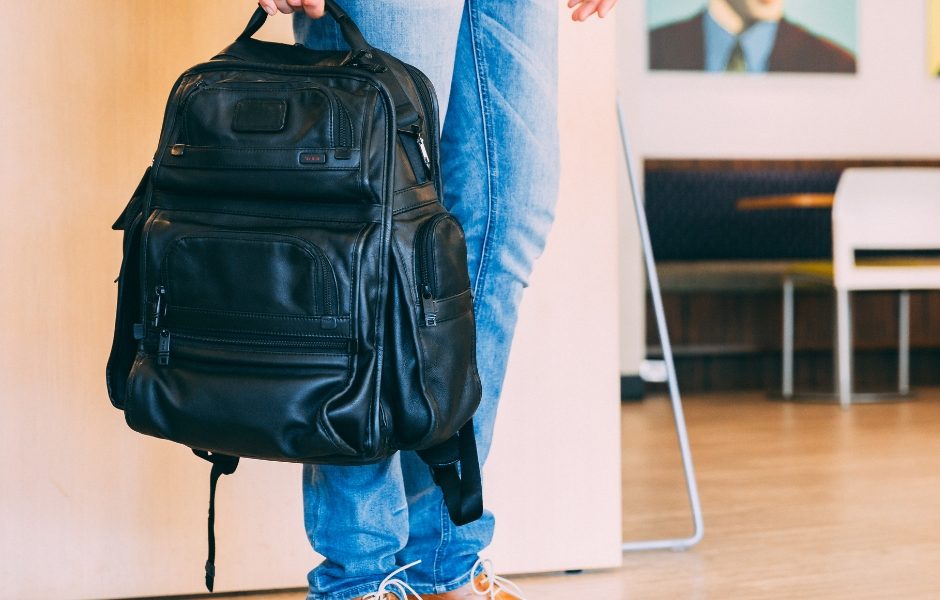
192,450,240,592
419,420,483,526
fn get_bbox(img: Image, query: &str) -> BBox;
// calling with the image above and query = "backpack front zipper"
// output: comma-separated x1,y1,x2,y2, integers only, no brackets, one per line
153,329,351,367
416,214,454,327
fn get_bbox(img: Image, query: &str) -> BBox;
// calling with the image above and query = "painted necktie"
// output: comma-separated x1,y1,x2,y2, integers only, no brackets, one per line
726,41,746,72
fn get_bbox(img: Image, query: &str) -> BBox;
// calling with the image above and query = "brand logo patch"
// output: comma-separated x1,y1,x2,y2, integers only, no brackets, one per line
299,152,327,165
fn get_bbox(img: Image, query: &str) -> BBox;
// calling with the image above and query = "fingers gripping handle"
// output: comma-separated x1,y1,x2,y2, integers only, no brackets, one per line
241,0,370,53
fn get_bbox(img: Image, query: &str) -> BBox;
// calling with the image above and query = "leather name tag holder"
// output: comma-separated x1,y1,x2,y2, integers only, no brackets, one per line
232,98,288,132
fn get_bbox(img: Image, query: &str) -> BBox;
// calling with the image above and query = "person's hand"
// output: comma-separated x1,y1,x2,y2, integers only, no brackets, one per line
258,0,325,19
568,0,617,21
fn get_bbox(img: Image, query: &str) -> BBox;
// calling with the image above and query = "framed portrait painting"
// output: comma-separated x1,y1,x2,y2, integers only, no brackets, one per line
648,0,858,74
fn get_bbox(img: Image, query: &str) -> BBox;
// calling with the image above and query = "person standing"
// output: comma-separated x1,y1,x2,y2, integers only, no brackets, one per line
255,0,617,598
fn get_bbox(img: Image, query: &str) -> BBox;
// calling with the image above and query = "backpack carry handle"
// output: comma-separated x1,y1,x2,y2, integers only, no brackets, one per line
240,0,371,54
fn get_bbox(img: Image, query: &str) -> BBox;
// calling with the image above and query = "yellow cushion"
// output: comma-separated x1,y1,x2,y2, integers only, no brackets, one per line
788,258,940,281
788,261,834,279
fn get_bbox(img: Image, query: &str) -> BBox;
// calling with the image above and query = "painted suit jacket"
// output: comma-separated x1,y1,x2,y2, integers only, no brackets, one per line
649,12,856,73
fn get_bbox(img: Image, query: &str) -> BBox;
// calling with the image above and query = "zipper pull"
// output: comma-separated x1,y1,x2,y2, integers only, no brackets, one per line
415,134,431,171
399,124,431,175
421,285,438,327
158,329,172,366
152,286,166,327
346,50,388,73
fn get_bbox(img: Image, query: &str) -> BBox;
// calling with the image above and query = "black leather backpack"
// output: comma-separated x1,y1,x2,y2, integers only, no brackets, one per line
106,3,482,590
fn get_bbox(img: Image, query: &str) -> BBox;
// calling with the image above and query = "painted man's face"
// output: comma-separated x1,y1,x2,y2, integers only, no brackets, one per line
724,0,785,21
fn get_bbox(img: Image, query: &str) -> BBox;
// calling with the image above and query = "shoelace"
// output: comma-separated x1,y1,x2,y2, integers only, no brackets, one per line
363,560,424,600
470,558,528,600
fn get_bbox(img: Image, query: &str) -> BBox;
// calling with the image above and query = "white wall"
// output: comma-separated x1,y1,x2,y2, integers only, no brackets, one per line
485,4,623,574
617,0,940,373
0,2,622,598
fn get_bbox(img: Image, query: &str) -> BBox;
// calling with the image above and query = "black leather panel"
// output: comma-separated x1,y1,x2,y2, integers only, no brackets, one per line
392,181,438,214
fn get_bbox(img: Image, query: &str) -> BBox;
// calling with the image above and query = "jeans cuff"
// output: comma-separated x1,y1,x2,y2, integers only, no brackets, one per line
406,558,477,596
307,579,389,600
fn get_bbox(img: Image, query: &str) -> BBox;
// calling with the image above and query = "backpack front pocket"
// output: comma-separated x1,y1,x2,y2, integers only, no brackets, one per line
126,211,373,460
180,81,354,150
156,76,377,202
147,228,349,369
160,232,338,319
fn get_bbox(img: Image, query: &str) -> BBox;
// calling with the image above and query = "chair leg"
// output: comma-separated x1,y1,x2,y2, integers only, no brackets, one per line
832,289,840,394
837,288,852,409
782,277,795,398
898,291,911,395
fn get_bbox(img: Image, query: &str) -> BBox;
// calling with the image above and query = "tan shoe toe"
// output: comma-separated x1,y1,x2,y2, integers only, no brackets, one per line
418,573,523,599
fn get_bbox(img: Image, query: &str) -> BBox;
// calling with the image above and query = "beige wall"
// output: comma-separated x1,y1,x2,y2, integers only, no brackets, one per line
0,2,622,598
616,0,940,374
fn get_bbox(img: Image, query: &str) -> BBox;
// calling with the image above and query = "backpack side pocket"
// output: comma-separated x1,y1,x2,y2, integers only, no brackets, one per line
106,168,151,408
410,211,482,447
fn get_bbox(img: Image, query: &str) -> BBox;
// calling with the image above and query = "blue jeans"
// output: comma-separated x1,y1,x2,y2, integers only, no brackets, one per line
294,2,558,598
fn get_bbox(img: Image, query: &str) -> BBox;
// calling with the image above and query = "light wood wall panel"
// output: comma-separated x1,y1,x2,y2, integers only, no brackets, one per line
0,2,621,597
0,4,310,598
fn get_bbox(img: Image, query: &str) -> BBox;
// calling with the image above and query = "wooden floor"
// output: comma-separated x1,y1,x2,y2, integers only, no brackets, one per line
228,390,940,599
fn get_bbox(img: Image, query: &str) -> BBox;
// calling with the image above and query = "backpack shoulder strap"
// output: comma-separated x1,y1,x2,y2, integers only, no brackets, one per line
418,421,483,526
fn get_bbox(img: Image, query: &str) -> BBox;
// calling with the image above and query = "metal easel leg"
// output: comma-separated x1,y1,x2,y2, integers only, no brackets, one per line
617,100,704,552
